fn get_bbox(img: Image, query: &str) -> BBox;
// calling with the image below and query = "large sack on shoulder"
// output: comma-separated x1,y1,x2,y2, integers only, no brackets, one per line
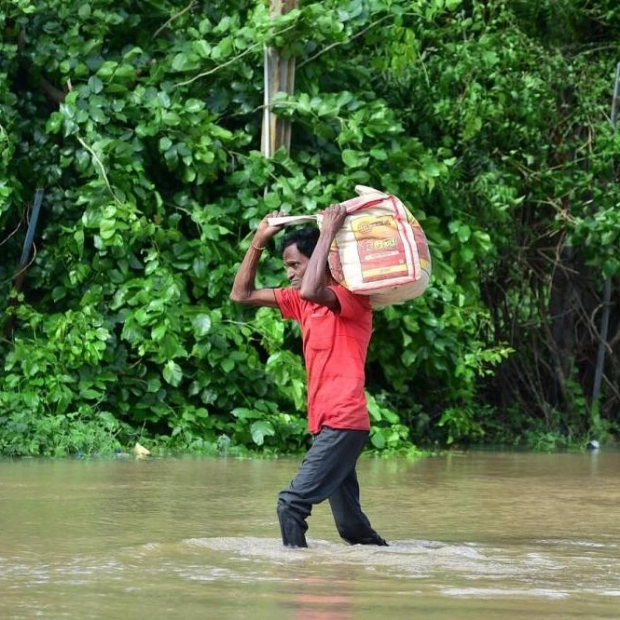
326,186,431,308
268,186,431,308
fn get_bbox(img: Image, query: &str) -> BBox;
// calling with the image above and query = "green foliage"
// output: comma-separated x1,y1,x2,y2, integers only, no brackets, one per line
366,391,410,450
1,0,619,456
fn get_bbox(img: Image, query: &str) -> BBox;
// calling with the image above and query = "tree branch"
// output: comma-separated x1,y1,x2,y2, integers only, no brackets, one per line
154,0,198,39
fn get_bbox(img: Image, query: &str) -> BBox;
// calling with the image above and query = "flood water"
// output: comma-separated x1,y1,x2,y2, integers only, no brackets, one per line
1,450,619,619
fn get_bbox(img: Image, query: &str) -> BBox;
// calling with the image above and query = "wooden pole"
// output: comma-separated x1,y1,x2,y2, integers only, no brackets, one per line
261,0,298,158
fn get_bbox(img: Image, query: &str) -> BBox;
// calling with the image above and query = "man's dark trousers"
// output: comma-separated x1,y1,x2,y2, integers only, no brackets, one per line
277,426,387,548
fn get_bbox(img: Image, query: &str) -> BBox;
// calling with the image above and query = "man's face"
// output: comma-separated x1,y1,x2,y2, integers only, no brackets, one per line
283,243,310,289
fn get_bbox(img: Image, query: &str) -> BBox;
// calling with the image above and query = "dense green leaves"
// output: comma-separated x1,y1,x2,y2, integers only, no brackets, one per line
1,0,619,456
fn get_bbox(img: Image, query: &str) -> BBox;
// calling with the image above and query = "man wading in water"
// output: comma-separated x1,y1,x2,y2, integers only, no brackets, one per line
230,204,388,548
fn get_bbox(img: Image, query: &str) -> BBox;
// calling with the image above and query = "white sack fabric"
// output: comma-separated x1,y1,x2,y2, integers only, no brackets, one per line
268,186,431,308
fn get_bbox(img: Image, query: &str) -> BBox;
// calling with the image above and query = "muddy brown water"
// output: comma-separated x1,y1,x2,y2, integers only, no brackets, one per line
1,450,618,619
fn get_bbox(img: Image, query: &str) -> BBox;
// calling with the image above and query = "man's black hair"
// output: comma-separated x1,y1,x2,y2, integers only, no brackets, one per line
279,227,320,258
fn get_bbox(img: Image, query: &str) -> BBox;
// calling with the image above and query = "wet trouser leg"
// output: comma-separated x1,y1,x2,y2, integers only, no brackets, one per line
328,467,387,546
276,426,387,547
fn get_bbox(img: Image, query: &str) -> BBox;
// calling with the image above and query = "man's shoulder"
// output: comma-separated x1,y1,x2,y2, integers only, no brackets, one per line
274,286,304,320
275,286,301,303
329,284,372,311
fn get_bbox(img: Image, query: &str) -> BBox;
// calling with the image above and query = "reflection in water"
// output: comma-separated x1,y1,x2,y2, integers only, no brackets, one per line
0,451,619,619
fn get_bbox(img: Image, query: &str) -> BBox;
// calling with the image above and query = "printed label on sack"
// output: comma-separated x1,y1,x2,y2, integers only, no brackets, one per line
351,214,409,282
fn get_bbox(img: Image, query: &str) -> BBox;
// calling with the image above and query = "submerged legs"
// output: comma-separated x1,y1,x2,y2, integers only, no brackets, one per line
276,427,387,548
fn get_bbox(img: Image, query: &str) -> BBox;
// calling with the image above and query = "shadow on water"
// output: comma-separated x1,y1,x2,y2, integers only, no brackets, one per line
1,451,619,619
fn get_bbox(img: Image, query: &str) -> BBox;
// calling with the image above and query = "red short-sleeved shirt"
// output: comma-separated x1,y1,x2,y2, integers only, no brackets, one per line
274,285,372,434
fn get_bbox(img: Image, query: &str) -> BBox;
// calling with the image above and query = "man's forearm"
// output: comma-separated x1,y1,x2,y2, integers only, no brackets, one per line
230,211,282,307
299,231,334,298
229,244,265,302
300,204,346,302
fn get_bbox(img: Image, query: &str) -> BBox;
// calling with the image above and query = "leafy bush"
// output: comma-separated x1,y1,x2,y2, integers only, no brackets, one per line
1,0,619,456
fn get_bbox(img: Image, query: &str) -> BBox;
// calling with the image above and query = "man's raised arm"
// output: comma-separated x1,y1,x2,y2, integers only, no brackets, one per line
299,204,347,310
229,211,282,308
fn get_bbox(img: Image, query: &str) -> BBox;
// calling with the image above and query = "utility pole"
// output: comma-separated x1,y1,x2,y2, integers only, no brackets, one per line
261,0,298,158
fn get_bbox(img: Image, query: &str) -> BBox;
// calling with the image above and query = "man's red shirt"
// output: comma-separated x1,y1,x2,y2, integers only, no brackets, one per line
274,285,372,434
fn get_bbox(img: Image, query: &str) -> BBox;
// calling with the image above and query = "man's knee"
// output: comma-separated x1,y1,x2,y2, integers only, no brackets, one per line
278,490,311,517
